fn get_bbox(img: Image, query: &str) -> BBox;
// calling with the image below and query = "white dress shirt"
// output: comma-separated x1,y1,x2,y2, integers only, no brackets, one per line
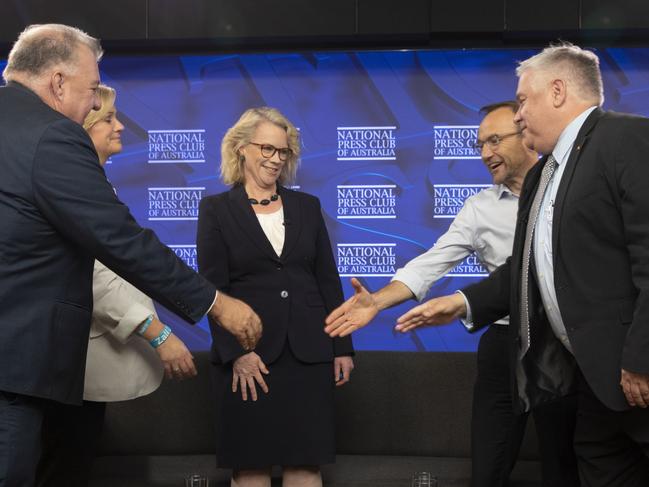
256,207,285,257
393,184,518,325
533,106,598,352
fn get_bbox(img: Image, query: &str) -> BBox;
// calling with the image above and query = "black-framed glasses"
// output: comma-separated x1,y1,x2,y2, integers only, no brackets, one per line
249,142,293,161
472,131,522,151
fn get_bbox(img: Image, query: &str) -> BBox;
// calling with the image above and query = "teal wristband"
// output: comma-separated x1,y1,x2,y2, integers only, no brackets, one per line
136,314,155,336
150,325,172,348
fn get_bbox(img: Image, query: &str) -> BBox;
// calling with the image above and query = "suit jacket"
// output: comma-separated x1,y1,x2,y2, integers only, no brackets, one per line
0,82,216,404
464,108,649,412
197,185,353,365
84,261,164,402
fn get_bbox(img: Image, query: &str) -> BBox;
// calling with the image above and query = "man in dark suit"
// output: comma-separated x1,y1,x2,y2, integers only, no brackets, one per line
0,24,261,486
393,42,649,486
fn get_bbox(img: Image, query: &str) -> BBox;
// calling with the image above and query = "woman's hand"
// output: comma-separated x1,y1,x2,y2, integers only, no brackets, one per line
334,356,354,387
232,352,270,401
156,333,197,380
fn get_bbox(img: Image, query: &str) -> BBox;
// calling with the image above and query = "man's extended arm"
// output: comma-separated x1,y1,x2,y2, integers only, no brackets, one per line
32,118,261,350
326,197,480,337
325,279,415,337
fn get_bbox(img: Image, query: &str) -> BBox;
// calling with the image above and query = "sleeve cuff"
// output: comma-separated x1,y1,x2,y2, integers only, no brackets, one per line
112,301,157,343
204,290,219,318
456,290,475,332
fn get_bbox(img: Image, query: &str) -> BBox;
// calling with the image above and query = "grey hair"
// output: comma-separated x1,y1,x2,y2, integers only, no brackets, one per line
516,42,604,106
3,24,103,82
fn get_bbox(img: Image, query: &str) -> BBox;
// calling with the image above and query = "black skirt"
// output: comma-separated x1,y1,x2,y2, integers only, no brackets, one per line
210,342,336,469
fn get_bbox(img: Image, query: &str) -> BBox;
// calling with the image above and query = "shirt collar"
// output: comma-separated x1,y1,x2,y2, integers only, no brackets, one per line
552,106,598,165
497,183,518,199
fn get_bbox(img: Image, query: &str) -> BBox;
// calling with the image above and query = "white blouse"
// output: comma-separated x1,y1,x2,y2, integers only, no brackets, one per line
256,207,285,257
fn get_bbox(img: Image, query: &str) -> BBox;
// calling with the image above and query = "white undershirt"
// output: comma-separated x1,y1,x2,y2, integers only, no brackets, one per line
256,207,285,257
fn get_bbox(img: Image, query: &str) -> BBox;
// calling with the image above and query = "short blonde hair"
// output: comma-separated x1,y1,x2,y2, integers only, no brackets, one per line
220,107,300,186
83,84,116,131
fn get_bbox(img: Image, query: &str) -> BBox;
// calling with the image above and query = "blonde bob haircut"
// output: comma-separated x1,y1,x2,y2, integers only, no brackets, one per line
221,107,300,186
83,84,116,131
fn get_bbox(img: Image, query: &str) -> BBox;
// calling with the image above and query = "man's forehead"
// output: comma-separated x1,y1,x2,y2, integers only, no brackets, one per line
516,70,537,94
479,109,517,135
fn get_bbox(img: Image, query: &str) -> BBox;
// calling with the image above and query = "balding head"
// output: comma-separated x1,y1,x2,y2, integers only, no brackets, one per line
3,24,102,83
3,24,103,124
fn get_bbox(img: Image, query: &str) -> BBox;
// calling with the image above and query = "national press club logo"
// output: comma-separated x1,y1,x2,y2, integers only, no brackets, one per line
168,245,197,271
148,187,204,221
433,125,480,160
336,184,397,219
447,253,488,277
147,129,206,163
337,126,396,161
336,243,396,277
432,184,490,219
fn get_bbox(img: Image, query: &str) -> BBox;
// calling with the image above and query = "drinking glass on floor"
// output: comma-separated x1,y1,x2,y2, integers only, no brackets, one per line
411,471,438,487
185,474,209,486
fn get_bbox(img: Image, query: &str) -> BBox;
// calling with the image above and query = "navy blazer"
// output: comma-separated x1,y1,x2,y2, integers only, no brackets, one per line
0,82,216,404
464,109,649,412
197,185,353,365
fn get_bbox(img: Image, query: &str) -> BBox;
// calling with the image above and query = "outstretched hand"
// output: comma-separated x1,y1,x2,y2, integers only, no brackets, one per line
395,293,467,333
325,278,379,337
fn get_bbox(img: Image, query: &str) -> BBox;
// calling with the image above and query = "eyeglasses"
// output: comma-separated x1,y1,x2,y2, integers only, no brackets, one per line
472,131,522,151
248,142,293,161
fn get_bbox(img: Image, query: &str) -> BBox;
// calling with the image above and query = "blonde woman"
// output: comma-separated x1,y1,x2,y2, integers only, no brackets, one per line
197,107,354,487
37,85,196,487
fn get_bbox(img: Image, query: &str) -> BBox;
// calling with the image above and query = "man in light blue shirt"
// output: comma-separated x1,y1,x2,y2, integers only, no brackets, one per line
326,102,579,486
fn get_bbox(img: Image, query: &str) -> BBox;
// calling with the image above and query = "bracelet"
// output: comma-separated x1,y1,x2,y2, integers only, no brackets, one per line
136,314,155,336
150,325,172,348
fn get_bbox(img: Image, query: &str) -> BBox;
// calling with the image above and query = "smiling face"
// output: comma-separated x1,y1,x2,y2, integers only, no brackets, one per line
239,121,289,191
86,101,124,165
478,106,534,189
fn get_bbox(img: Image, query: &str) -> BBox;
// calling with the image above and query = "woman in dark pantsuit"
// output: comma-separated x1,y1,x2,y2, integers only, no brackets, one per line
197,107,354,487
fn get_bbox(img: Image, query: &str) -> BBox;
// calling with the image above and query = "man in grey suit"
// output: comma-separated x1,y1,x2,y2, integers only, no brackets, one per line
0,24,261,486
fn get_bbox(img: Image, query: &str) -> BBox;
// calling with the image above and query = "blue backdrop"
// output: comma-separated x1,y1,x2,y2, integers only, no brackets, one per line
4,47,649,351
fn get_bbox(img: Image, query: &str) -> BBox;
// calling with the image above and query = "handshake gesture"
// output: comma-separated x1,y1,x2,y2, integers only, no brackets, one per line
324,278,467,338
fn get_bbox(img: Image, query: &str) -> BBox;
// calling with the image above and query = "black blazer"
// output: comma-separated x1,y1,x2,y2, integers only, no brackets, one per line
197,185,353,365
464,108,649,412
0,82,216,405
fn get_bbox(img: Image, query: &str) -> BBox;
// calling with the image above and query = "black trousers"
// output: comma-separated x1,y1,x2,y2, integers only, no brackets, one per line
35,400,106,487
0,391,45,487
574,370,649,487
471,325,579,487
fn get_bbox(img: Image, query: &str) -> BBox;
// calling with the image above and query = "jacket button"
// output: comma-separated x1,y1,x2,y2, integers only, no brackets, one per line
280,290,289,298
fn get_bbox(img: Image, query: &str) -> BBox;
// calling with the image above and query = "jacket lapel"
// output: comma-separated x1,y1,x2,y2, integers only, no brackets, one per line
510,159,544,311
228,185,279,261
551,108,602,264
278,186,302,260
